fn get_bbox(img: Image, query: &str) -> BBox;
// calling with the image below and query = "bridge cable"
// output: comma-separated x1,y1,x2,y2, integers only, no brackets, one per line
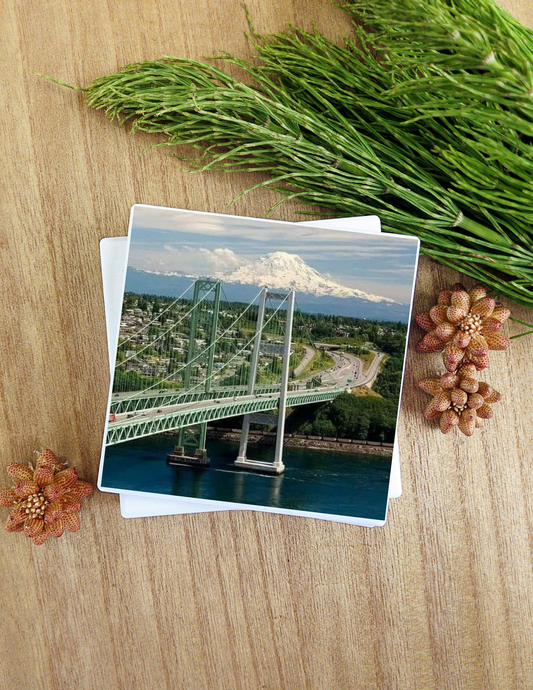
116,288,265,401
117,281,194,348
116,293,290,406
117,282,217,367
176,293,290,399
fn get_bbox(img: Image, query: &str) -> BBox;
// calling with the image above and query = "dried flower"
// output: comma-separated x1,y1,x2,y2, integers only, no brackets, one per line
415,283,510,371
419,363,502,436
0,449,93,545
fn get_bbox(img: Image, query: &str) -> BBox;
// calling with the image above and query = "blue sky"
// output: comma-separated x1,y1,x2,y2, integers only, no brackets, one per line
127,205,419,303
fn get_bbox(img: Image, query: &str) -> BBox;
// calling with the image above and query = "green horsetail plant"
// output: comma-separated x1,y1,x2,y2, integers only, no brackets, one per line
40,0,533,309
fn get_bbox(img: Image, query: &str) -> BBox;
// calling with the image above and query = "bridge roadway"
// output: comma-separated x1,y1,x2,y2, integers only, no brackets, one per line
111,384,300,415
109,351,380,415
106,386,345,446
110,353,383,415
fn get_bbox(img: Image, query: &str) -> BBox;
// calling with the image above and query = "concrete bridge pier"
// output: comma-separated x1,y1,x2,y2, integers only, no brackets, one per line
235,415,285,475
195,423,208,461
168,421,210,468
175,422,209,464
167,443,210,468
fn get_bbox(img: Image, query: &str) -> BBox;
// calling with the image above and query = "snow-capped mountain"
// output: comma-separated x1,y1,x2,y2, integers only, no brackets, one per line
218,252,397,304
125,267,409,321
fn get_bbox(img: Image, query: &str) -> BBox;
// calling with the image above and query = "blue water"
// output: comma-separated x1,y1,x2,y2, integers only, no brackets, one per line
102,436,391,520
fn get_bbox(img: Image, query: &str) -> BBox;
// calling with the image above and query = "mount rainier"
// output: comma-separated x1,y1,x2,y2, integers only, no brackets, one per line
125,251,410,321
218,252,397,304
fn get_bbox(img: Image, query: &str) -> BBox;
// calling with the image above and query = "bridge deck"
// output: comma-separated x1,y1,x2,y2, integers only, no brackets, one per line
110,385,282,415
106,388,345,446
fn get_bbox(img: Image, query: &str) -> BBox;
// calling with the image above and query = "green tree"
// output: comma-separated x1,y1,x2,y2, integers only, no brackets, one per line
286,393,397,442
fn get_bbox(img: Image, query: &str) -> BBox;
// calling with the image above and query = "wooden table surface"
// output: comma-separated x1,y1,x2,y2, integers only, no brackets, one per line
2,1,533,688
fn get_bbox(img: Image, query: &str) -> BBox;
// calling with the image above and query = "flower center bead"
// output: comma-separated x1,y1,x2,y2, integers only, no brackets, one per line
459,312,483,335
451,402,466,413
21,492,49,518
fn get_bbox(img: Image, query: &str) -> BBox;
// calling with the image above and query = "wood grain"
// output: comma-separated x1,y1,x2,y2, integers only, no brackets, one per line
1,1,533,688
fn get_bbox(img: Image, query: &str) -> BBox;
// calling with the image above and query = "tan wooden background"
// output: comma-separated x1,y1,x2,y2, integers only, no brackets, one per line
2,1,533,688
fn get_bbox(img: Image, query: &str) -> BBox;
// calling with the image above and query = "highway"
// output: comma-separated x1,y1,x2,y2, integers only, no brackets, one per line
293,345,316,377
320,351,383,389
322,351,360,387
361,352,384,388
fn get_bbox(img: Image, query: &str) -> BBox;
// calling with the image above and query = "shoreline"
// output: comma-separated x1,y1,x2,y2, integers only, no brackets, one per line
162,428,393,457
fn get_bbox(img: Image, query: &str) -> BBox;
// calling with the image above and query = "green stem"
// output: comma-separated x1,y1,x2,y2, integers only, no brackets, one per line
509,315,533,338
457,215,513,248
34,73,84,91
509,316,533,328
510,330,533,339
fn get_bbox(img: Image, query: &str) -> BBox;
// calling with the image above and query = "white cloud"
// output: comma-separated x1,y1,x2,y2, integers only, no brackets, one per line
129,245,246,276
196,247,244,273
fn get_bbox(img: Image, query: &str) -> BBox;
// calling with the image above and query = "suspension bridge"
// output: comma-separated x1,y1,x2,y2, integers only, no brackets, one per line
107,279,365,474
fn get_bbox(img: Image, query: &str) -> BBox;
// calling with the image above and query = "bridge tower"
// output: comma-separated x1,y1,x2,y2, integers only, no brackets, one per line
235,289,295,475
176,279,221,460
